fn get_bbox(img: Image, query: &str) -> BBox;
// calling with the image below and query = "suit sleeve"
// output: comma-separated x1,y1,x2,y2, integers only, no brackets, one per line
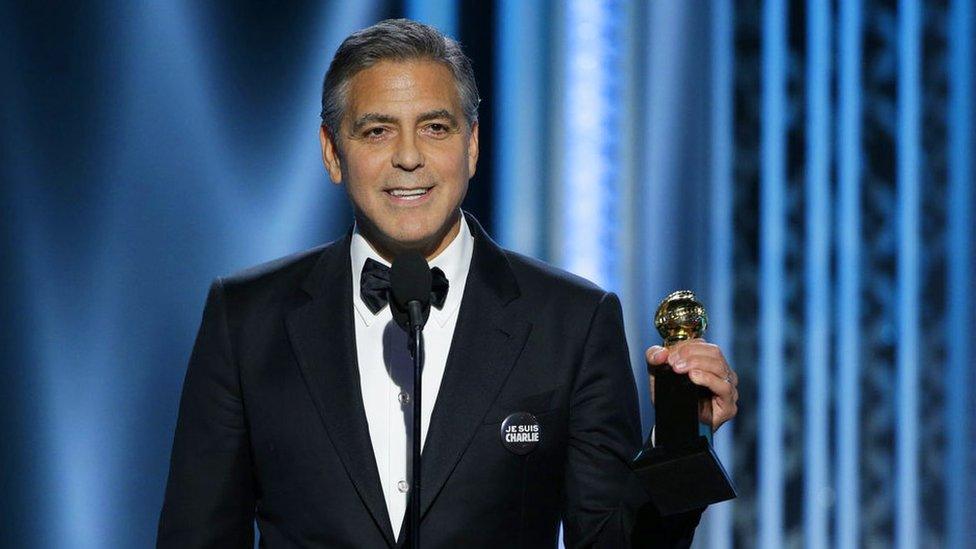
157,278,256,548
561,292,703,548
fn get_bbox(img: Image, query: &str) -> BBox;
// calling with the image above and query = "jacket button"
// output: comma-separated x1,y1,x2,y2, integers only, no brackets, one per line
397,480,409,493
398,391,410,405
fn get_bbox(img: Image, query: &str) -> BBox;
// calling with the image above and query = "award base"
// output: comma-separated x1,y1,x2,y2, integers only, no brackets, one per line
631,436,737,516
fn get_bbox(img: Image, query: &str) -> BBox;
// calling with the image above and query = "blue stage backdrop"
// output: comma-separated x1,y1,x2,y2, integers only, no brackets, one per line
1,2,972,548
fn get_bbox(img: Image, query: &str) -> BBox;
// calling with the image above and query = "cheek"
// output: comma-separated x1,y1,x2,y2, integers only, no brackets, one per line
342,154,385,196
344,150,377,176
431,147,472,186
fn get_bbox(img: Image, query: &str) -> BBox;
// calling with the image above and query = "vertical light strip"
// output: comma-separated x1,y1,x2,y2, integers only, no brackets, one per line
617,0,645,432
494,0,546,256
708,0,735,547
944,0,972,546
557,7,621,546
759,0,786,547
559,0,619,289
405,0,458,38
804,2,831,548
835,1,862,547
895,0,920,547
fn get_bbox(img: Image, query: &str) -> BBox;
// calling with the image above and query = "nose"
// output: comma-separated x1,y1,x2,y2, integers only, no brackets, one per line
392,132,424,171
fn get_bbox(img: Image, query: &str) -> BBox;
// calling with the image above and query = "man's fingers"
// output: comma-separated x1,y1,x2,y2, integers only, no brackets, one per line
645,345,669,366
647,340,740,427
668,338,721,361
687,369,739,430
671,352,735,382
654,339,740,431
688,369,736,401
706,398,738,430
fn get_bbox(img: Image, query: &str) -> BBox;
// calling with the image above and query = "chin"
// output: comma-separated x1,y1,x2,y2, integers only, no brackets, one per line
364,206,458,252
391,228,437,250
392,212,444,239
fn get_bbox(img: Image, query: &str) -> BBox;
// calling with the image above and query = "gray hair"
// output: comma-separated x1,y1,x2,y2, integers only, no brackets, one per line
320,19,480,140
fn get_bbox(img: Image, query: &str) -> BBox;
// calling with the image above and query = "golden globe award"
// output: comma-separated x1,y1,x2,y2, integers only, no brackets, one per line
631,290,736,515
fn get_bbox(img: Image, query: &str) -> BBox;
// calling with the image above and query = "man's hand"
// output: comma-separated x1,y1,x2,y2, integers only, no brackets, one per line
645,339,739,432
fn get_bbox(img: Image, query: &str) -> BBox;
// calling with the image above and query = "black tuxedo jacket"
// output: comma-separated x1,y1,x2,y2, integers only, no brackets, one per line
157,213,702,548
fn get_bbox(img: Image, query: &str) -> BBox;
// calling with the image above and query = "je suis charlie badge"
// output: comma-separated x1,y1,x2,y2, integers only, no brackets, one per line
500,412,541,455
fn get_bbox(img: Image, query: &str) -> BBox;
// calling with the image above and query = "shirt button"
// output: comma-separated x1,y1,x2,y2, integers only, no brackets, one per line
397,480,409,493
398,391,410,405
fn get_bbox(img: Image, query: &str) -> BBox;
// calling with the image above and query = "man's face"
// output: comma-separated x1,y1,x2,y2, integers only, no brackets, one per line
320,59,479,256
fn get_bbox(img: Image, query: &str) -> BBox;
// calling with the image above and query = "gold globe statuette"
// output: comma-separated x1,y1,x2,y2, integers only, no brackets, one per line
654,290,707,347
653,290,713,429
630,289,735,515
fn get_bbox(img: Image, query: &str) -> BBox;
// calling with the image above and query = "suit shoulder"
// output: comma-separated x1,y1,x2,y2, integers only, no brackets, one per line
222,244,325,287
499,249,625,350
215,237,341,305
502,249,609,304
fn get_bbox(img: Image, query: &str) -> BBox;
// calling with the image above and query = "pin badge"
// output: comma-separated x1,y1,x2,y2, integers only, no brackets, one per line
500,412,541,455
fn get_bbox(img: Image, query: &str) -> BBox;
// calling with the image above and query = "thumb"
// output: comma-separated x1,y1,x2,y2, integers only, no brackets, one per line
645,345,669,366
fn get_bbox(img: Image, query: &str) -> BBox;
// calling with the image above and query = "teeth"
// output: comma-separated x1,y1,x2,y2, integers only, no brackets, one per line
390,188,428,197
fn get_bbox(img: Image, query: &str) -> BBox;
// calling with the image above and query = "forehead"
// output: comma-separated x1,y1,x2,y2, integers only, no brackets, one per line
344,60,461,120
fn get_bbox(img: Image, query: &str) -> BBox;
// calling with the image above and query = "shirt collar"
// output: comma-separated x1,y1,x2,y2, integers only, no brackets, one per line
350,213,474,328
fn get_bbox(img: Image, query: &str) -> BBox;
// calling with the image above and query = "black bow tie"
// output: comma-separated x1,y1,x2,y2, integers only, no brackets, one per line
360,257,449,315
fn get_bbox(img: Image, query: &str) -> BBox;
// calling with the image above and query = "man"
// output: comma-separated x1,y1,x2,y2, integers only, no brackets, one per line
158,19,739,548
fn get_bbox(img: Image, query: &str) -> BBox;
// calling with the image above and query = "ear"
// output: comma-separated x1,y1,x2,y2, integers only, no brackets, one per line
467,121,479,177
319,125,343,184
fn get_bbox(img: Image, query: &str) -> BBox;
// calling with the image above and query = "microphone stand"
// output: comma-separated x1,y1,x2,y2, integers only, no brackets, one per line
407,303,425,549
390,252,432,548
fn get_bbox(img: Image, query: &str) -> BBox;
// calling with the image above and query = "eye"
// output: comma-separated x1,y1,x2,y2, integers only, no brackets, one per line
423,123,451,137
362,126,390,140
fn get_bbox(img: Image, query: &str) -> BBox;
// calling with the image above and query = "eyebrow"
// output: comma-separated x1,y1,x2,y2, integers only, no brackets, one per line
350,113,397,133
416,109,459,126
350,109,460,133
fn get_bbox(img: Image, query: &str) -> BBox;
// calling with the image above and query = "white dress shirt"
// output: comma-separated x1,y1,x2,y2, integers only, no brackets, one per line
349,215,474,541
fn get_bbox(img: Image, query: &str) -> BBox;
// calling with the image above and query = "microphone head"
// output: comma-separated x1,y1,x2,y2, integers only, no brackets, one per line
390,252,432,330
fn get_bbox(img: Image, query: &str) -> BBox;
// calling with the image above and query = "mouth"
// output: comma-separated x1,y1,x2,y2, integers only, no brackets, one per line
384,186,434,205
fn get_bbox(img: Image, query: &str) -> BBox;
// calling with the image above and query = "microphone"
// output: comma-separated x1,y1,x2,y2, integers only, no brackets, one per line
390,252,433,332
389,251,431,549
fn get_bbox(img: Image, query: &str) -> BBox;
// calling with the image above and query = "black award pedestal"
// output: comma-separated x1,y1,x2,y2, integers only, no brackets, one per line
631,290,737,516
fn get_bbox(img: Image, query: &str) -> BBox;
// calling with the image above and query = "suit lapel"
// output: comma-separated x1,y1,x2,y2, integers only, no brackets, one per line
417,213,532,519
285,234,396,547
